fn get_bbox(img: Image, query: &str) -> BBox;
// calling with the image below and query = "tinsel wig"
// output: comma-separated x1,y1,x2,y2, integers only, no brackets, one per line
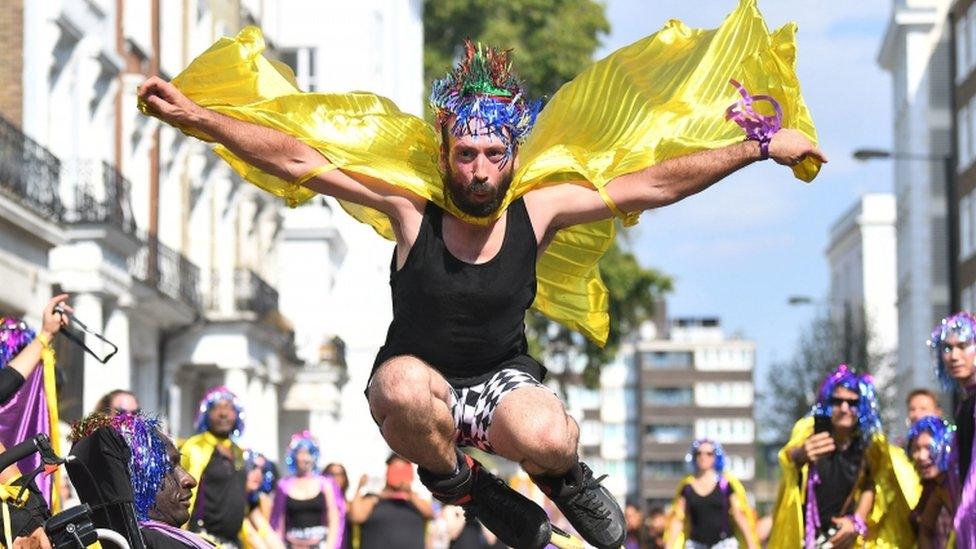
907,415,956,474
194,385,245,437
70,411,172,521
0,317,35,368
928,312,976,392
284,430,320,475
810,364,882,444
429,40,542,164
685,438,726,474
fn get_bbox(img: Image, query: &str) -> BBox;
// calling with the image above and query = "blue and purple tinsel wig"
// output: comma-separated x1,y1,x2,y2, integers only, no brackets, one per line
928,312,976,393
907,415,956,474
429,40,542,165
194,385,245,438
285,430,320,475
811,364,882,445
685,438,726,474
0,317,35,368
70,412,172,521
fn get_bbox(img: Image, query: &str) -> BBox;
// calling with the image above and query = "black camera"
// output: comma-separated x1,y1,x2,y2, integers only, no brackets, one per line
44,504,98,549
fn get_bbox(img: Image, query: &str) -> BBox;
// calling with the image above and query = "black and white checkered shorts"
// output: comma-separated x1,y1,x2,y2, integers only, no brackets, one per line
449,368,550,453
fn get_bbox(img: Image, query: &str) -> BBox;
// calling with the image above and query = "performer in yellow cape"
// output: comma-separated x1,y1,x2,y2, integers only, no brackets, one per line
179,386,249,547
139,2,824,547
768,366,921,548
665,439,759,549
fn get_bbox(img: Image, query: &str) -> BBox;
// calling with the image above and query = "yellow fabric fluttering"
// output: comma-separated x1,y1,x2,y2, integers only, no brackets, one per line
141,0,819,345
39,339,60,513
768,417,921,548
665,473,759,548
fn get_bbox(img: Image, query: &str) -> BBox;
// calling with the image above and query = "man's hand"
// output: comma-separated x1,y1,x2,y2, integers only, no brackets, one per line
138,76,207,128
12,528,51,549
795,432,835,464
828,516,858,548
768,128,828,167
43,294,71,340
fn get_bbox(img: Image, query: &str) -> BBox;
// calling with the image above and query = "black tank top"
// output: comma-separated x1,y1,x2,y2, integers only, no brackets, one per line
373,199,538,386
682,482,733,544
285,492,325,530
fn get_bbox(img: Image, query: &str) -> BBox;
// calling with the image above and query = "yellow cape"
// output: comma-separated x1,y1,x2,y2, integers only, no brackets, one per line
179,432,247,542
768,417,921,548
665,472,759,548
142,0,820,345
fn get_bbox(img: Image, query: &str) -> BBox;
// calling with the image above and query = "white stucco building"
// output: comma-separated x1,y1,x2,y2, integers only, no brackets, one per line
879,0,953,404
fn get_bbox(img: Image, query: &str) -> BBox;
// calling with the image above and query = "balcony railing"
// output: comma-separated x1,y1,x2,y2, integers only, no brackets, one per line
0,115,65,221
129,234,202,310
234,268,279,317
62,159,136,234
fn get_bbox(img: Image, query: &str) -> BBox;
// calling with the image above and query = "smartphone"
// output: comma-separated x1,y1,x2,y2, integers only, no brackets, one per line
814,414,832,435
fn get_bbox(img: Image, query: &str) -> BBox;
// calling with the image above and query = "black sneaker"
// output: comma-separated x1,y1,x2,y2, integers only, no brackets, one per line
532,462,625,549
421,453,552,549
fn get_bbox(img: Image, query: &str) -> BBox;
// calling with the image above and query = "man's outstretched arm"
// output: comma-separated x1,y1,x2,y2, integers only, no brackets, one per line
530,129,827,232
137,76,414,217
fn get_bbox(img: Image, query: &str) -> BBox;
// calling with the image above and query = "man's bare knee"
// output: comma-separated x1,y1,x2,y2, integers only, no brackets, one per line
368,356,440,421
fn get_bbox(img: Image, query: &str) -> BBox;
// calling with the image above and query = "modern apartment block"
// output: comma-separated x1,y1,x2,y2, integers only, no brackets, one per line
628,317,756,508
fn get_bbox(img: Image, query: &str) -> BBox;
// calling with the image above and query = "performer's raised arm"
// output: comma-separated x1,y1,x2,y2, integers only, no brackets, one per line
529,128,826,233
137,77,419,221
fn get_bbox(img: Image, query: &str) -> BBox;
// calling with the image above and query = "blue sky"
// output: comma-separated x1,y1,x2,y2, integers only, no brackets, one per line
597,1,893,381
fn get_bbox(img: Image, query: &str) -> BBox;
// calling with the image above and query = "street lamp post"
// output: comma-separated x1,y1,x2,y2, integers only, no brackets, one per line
852,148,960,313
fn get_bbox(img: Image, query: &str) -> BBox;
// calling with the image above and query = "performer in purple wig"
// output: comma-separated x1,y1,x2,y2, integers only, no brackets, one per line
0,293,72,511
179,386,248,548
270,432,344,549
68,411,211,549
929,311,976,546
907,415,957,548
769,365,920,548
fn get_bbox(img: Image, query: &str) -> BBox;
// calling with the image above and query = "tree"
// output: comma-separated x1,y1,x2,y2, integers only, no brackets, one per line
759,306,896,443
424,0,610,103
424,2,672,389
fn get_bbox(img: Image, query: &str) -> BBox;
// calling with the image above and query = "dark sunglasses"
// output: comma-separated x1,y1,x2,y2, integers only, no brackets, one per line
694,450,715,457
55,306,119,364
829,396,860,408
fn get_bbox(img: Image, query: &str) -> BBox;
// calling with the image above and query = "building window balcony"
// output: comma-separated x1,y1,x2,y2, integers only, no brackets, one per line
62,159,136,234
233,268,279,317
0,115,65,221
128,234,202,311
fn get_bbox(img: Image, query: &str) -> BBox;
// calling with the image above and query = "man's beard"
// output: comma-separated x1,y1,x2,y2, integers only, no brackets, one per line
444,168,514,218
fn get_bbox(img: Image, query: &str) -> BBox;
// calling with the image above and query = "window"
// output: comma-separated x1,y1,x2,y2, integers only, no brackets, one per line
644,387,693,406
643,461,686,480
962,194,972,259
640,351,692,370
278,47,318,92
960,11,972,82
645,424,693,443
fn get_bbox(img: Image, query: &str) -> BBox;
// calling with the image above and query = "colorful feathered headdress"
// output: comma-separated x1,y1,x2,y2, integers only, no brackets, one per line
285,430,320,475
928,312,976,392
0,317,35,367
811,364,882,444
429,40,542,164
70,411,173,521
685,438,726,474
194,385,245,437
907,415,956,474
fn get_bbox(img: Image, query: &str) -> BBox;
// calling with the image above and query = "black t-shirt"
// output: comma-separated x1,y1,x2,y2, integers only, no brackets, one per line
359,497,426,549
190,448,247,542
812,439,868,532
0,367,25,405
683,482,733,544
142,528,211,549
956,392,976,484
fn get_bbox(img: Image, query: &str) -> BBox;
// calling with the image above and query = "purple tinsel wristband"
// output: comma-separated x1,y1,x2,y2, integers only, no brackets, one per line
725,79,782,161
847,514,867,537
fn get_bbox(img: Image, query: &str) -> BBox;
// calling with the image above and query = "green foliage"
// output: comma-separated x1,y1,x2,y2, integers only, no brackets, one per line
424,0,610,109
